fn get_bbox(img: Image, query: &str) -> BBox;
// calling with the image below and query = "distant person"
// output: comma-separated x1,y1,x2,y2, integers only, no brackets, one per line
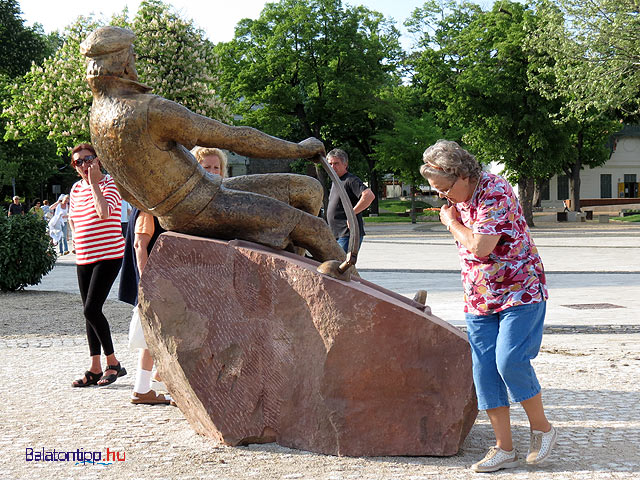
68,143,127,388
41,200,51,220
326,148,375,252
192,146,227,177
119,207,173,404
29,199,45,220
120,199,132,236
49,194,70,255
119,149,230,405
8,196,24,216
420,140,555,473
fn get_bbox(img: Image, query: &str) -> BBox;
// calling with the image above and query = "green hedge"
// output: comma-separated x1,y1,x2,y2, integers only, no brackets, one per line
0,212,57,291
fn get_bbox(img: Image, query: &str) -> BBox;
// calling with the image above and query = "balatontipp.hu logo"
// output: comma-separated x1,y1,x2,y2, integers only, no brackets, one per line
26,447,126,466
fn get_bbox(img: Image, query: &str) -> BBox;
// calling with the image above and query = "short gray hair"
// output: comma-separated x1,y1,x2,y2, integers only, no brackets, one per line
327,148,348,166
420,140,482,181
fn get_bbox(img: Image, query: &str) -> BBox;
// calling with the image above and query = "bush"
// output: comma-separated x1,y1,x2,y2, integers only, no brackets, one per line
0,213,57,291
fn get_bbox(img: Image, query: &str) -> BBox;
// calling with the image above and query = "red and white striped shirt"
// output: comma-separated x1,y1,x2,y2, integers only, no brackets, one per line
69,174,125,265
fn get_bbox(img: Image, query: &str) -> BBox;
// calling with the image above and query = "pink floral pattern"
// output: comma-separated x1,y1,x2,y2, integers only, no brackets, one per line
455,172,548,315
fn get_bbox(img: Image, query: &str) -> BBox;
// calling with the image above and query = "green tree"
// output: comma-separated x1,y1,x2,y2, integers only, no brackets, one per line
373,111,443,222
2,0,229,158
531,0,640,118
0,213,56,291
215,0,402,213
0,0,57,78
0,0,62,201
409,0,572,225
527,0,621,211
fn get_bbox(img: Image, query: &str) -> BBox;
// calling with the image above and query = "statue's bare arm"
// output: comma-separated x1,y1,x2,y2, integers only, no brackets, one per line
148,98,325,160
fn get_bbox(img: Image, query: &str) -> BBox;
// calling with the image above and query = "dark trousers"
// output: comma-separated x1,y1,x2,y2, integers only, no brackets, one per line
76,258,122,357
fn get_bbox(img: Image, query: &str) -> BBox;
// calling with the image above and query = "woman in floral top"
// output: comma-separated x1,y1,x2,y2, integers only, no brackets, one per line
420,140,556,473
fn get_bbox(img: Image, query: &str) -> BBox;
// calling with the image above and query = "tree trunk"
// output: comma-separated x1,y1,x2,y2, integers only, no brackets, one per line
366,156,380,215
532,181,542,208
569,130,584,212
518,176,536,227
410,186,417,224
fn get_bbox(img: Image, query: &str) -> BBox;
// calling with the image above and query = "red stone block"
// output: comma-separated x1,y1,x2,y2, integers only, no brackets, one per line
139,232,477,456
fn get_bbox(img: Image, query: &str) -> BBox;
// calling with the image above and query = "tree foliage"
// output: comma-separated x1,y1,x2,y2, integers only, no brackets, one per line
408,0,577,224
0,0,58,78
373,109,443,222
526,0,622,210
2,0,229,158
215,0,402,212
531,0,640,118
372,85,445,190
0,0,62,200
0,213,56,291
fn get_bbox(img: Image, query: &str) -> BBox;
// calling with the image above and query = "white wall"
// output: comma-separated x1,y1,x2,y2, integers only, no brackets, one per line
541,135,640,207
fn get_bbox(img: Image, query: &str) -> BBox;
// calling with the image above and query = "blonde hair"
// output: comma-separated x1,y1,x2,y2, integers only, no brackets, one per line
191,146,228,177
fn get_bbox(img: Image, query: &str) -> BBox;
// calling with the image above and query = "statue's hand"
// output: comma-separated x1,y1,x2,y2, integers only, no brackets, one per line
299,137,326,161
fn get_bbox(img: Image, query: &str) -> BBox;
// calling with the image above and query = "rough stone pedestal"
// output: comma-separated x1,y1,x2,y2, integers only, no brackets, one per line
139,232,477,457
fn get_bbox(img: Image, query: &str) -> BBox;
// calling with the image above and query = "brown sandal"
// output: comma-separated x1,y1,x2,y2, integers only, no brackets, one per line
131,389,172,405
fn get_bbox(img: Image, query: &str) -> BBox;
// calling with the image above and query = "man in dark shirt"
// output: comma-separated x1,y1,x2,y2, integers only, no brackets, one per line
8,196,24,216
326,148,375,252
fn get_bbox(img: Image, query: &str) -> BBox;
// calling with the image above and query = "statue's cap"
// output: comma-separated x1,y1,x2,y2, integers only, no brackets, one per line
80,26,135,57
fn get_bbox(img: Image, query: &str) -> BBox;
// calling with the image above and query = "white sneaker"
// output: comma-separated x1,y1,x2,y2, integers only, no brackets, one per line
527,425,557,464
471,446,520,472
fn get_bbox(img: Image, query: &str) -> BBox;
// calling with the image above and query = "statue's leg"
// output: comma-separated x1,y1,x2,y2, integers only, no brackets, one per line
174,184,342,263
289,212,346,263
286,175,323,216
223,174,323,216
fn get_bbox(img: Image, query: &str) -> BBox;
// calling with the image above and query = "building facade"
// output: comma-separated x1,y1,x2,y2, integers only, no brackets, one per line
541,126,640,208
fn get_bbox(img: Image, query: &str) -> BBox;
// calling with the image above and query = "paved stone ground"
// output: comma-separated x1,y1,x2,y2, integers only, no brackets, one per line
2,330,639,479
2,220,639,479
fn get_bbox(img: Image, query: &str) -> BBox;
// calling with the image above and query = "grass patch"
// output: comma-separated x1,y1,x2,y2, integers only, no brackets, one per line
611,214,640,222
378,198,433,213
365,211,439,223
365,198,441,223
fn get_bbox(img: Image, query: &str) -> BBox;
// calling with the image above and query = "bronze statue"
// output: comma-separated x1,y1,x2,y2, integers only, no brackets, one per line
80,26,346,266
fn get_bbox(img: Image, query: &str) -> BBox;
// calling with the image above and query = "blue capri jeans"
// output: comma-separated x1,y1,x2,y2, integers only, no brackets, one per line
465,301,546,411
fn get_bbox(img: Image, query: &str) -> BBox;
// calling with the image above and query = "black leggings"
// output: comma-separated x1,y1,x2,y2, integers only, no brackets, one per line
76,258,122,357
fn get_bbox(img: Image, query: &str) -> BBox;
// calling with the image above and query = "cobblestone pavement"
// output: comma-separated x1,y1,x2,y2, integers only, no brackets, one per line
2,220,639,479
1,328,639,478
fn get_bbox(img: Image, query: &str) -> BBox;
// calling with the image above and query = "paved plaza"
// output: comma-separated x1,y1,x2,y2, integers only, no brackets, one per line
1,219,639,479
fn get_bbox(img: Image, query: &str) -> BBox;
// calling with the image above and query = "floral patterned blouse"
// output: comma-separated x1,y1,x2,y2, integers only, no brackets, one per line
454,172,548,315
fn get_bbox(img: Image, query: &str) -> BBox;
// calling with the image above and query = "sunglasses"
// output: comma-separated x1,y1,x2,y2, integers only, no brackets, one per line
73,155,96,167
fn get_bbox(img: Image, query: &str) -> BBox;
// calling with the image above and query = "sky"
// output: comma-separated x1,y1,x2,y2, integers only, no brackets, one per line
17,0,436,49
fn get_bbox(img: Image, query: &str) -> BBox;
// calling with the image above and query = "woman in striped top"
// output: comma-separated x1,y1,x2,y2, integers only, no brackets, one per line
69,143,127,387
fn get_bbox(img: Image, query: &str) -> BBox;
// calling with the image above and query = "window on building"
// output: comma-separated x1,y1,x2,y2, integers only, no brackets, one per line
623,174,638,198
600,174,612,198
557,175,569,200
540,180,550,201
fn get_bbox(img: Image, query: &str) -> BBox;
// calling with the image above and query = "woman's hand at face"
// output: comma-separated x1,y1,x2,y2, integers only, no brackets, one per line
87,160,102,185
440,204,460,227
